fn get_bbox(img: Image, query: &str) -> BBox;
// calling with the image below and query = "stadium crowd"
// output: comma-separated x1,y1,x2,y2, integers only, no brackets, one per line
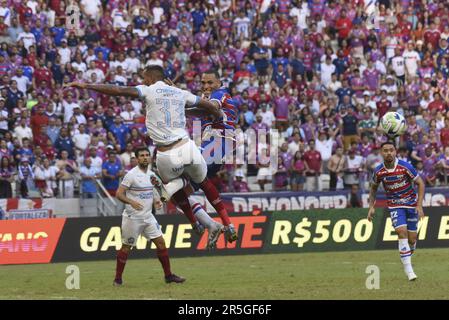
1,0,449,200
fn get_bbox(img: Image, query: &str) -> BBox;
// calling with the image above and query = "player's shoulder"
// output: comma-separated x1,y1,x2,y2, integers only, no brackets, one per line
124,166,139,178
147,169,156,178
398,160,416,172
373,162,384,174
210,88,229,100
397,159,415,170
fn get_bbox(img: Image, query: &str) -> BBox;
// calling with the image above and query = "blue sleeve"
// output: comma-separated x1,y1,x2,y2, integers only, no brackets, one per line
209,90,225,106
209,90,224,101
403,161,418,180
372,165,383,184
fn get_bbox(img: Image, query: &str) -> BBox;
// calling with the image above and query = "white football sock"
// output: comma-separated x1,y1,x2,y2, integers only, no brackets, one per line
188,198,216,229
398,239,414,274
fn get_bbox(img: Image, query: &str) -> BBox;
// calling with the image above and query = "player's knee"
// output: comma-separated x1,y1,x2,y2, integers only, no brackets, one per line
121,244,132,253
408,235,417,245
396,230,408,239
153,237,166,250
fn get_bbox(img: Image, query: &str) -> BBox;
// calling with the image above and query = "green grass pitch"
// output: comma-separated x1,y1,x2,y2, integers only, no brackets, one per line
1,249,448,299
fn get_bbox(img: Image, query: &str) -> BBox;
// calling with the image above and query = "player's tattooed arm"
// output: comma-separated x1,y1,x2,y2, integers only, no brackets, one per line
367,182,378,222
66,82,140,98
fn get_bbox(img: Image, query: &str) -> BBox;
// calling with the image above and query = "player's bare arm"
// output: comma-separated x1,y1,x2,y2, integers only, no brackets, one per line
66,82,140,98
164,78,222,119
367,182,379,222
185,107,210,117
193,99,222,119
414,176,425,219
185,100,222,118
116,185,144,211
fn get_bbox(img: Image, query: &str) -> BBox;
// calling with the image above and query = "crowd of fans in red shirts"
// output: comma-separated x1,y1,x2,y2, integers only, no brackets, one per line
1,0,449,200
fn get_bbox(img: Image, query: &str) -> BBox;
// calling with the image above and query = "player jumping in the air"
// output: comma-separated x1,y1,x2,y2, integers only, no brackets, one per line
67,65,231,246
114,147,185,285
167,70,239,243
367,141,425,281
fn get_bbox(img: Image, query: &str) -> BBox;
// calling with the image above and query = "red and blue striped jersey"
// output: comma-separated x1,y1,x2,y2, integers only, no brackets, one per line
200,88,238,163
373,159,419,209
202,88,238,135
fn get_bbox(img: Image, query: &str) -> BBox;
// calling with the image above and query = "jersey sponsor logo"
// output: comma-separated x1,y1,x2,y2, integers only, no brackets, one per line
385,179,407,190
137,192,153,200
172,165,184,173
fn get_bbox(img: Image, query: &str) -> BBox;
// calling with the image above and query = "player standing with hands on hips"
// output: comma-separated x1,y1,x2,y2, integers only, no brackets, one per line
114,147,185,286
367,141,425,281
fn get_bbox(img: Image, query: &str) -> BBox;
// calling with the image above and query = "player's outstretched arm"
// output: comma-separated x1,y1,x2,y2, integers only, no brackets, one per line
367,182,379,222
66,82,140,98
194,99,222,119
185,107,212,117
414,176,425,219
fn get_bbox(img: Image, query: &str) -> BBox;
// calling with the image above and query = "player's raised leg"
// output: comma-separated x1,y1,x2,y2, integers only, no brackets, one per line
197,177,237,242
155,140,200,226
189,198,224,249
182,139,237,242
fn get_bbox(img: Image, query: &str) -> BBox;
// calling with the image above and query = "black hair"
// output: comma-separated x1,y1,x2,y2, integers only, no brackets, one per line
380,140,396,149
203,69,221,79
143,65,164,80
134,147,150,158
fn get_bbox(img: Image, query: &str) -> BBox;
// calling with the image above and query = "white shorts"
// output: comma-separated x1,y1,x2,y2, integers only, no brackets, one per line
121,214,162,246
156,138,207,184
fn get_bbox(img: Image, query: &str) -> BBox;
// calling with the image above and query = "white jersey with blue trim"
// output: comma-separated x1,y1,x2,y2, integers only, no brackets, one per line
135,81,200,146
121,166,157,220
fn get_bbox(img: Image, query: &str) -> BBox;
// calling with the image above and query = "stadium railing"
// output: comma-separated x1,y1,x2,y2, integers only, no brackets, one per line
94,179,120,216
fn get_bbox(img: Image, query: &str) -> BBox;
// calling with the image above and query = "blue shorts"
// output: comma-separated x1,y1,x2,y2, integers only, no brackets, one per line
389,208,418,232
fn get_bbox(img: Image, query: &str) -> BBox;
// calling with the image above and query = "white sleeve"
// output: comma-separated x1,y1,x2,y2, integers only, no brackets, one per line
182,89,200,106
121,172,133,188
135,85,147,100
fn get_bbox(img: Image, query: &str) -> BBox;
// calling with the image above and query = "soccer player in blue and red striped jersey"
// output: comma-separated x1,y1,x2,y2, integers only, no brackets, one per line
165,70,238,244
367,141,425,281
186,70,238,242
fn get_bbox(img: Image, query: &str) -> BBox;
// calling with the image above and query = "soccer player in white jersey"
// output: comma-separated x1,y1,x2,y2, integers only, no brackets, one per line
114,147,185,285
67,65,229,247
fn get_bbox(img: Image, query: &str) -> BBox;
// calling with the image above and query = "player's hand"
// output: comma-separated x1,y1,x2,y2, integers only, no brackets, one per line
130,200,144,211
416,205,425,220
65,82,87,89
367,207,375,222
154,200,163,210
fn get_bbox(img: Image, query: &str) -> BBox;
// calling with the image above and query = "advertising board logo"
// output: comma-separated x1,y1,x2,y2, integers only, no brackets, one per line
0,218,66,265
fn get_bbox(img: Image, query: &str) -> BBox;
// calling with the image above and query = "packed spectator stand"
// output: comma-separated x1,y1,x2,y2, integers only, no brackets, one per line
0,0,449,201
